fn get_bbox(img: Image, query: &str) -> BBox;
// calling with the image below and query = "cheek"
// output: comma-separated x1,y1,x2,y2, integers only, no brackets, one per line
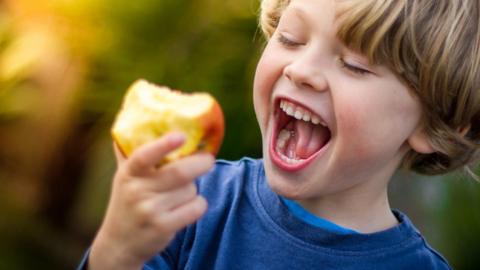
253,46,284,131
332,108,399,183
336,107,376,159
335,94,419,163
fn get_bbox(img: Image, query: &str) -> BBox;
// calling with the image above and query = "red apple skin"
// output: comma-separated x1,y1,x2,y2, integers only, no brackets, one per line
199,99,224,156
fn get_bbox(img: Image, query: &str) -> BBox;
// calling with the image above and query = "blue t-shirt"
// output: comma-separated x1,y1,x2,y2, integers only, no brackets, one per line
279,197,360,235
77,158,451,270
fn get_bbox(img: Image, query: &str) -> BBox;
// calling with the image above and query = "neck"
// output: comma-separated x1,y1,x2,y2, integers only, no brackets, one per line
297,179,398,234
295,146,412,233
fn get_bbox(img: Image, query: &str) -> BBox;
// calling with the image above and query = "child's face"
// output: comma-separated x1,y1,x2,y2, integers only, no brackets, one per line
253,0,426,200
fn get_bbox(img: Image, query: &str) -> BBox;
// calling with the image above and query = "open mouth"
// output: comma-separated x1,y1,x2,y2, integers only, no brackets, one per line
269,98,331,172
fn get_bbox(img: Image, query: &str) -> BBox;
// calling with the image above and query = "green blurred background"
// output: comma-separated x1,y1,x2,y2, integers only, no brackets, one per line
0,0,478,269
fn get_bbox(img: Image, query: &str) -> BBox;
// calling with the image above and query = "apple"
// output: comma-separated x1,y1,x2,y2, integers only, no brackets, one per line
111,79,224,163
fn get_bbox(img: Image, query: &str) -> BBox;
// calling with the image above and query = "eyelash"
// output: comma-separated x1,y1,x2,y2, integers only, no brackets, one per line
277,33,371,75
277,33,303,47
338,58,370,75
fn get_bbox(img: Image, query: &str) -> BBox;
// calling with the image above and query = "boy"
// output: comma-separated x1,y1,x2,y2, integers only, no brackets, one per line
79,0,479,269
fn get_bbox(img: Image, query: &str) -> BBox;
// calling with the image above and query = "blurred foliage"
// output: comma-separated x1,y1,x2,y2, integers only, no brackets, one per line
0,0,262,269
389,170,480,270
0,0,478,269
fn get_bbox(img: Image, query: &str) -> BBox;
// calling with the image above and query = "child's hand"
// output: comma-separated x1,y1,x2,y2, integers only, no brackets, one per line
88,132,214,270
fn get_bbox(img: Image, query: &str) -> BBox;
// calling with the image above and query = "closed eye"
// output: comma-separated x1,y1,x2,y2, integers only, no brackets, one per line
277,33,303,48
339,58,371,75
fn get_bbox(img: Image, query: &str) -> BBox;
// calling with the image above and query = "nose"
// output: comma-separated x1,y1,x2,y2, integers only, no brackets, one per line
283,52,329,92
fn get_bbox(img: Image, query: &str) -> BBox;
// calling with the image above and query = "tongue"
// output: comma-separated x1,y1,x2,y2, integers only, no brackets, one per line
294,119,330,159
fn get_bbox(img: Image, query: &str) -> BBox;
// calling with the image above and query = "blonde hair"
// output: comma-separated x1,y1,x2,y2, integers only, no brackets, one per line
259,0,480,175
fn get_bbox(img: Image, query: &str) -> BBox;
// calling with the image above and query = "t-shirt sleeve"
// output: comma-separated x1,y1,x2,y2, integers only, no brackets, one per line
74,248,174,270
144,228,188,270
76,248,90,270
75,229,186,270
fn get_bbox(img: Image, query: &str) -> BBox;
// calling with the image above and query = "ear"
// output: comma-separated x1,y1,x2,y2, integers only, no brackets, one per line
407,125,435,154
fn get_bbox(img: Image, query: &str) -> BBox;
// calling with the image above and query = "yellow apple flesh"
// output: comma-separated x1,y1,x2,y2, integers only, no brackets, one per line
111,79,224,163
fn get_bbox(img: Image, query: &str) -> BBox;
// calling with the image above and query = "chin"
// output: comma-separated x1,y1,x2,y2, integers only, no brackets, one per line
263,148,312,200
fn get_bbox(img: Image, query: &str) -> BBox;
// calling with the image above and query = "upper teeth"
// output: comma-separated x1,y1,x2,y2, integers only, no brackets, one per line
280,100,327,126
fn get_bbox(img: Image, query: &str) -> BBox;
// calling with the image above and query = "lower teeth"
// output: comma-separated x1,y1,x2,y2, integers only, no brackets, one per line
275,128,305,164
277,149,305,164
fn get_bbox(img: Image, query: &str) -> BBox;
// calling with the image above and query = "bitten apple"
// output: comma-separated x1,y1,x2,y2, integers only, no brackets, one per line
111,79,224,163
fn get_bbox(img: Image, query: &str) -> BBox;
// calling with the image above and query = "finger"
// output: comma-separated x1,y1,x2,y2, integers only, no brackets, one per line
161,196,207,230
151,183,197,211
127,132,186,176
154,153,215,191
